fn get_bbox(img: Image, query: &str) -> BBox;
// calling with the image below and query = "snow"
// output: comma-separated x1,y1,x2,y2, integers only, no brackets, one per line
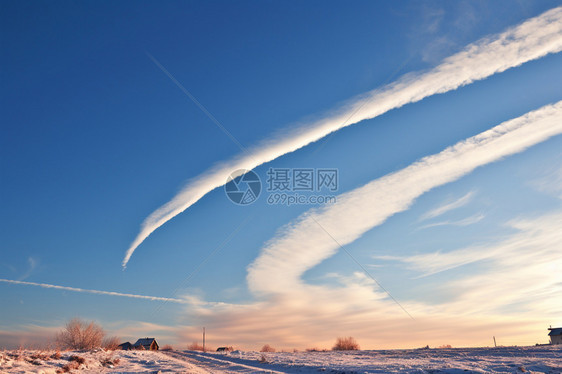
0,349,201,373
1,346,560,373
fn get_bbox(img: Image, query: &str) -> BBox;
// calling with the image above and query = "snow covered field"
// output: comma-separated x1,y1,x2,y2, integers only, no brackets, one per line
1,345,561,373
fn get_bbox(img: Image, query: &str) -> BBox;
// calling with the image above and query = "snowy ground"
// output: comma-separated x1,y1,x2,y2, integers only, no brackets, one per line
1,345,561,373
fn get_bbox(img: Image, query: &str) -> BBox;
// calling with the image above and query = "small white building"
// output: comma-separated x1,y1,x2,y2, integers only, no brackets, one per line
548,327,562,345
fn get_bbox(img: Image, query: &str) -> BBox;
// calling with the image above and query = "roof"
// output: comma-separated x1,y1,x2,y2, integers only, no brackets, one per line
134,338,158,346
548,328,562,336
118,342,132,350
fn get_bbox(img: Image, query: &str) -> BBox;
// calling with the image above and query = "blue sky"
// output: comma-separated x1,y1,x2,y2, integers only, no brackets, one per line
1,0,561,349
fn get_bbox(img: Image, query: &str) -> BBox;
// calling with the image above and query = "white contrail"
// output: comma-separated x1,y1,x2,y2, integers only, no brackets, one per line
0,278,187,304
247,101,562,294
123,7,562,268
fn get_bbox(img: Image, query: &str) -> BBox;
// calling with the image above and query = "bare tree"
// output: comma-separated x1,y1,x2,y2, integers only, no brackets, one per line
56,318,105,350
332,337,360,351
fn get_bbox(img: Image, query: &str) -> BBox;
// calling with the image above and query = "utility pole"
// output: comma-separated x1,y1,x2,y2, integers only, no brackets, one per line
203,327,206,352
493,336,497,347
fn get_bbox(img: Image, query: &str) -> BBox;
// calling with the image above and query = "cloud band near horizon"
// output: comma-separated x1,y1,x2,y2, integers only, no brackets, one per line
0,278,187,304
122,6,562,268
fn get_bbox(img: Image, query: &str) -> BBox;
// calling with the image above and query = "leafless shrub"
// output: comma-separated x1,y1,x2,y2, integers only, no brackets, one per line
332,337,360,351
56,318,105,350
258,353,270,363
438,344,452,349
102,336,121,350
51,351,62,359
187,342,205,351
161,344,174,351
260,344,275,352
293,348,299,353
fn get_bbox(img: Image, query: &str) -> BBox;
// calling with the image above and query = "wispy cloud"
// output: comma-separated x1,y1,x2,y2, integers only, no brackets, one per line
17,257,39,281
420,191,475,221
418,213,484,230
378,213,562,276
248,101,562,295
384,211,562,313
0,278,187,304
530,163,562,199
122,7,562,267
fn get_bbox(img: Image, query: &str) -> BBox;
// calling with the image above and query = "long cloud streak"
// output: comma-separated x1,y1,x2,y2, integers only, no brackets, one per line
123,7,562,267
0,278,187,304
247,101,562,295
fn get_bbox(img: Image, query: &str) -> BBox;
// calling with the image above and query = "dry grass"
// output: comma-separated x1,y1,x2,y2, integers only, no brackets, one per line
68,355,86,364
56,355,86,373
161,344,174,351
58,360,80,373
438,344,453,349
332,337,360,351
29,351,52,361
306,347,328,352
260,344,275,352
100,355,120,367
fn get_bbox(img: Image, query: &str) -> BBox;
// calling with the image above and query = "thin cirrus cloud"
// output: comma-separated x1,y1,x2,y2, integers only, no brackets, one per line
247,101,562,295
0,278,187,304
417,213,485,230
420,191,475,221
122,7,562,268
17,257,39,281
380,211,562,309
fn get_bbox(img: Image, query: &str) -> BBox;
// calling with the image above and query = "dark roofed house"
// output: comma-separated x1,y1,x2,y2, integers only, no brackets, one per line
118,342,133,350
134,337,159,350
548,327,562,345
